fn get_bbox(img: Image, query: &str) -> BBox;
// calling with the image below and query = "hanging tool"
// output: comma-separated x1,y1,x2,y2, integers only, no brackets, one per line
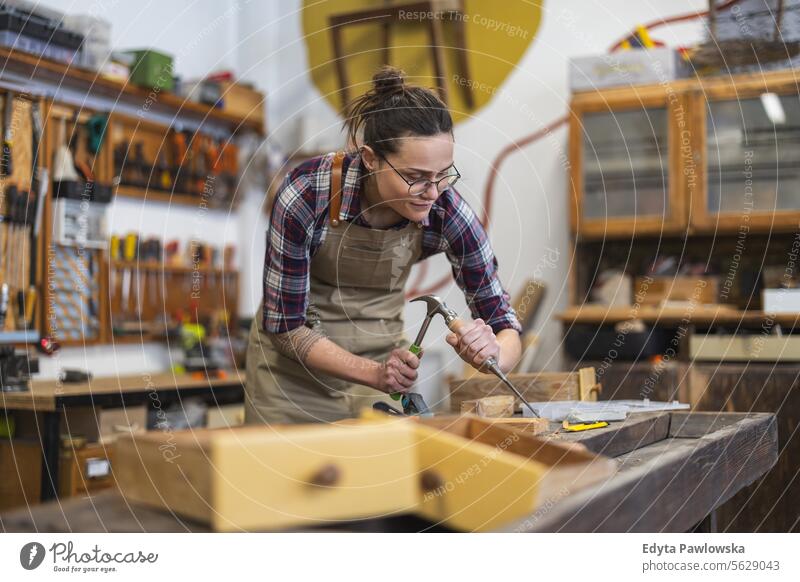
1,91,14,176
53,116,79,182
409,295,540,418
86,114,108,155
171,130,188,192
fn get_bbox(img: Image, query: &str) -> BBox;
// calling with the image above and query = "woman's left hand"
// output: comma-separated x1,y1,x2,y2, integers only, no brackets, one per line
445,318,500,370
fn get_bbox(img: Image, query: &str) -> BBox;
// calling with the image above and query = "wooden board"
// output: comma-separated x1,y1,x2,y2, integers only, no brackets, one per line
460,395,515,417
507,412,778,532
556,412,671,458
450,368,600,411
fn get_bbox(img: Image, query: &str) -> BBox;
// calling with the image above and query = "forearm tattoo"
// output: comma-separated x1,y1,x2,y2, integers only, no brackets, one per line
267,325,326,363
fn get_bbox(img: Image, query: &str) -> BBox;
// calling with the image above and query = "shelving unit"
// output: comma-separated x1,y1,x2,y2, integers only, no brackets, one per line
565,69,800,332
0,48,262,347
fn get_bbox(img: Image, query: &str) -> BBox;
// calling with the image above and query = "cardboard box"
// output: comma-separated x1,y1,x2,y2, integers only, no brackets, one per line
635,276,719,307
217,80,265,127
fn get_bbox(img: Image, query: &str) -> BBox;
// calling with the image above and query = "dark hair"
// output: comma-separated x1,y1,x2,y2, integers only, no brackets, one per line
344,66,453,156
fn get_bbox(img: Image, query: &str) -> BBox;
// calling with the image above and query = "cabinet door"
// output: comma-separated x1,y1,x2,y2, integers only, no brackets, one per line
695,92,800,231
571,96,686,238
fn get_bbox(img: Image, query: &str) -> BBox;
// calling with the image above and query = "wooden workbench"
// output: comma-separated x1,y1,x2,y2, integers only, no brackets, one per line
1,371,244,501
0,411,777,533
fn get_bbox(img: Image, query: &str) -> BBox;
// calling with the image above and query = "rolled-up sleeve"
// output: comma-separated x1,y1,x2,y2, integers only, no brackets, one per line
442,190,523,334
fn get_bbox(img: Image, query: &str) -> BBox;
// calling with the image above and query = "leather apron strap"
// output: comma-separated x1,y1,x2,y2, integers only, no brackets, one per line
329,151,345,227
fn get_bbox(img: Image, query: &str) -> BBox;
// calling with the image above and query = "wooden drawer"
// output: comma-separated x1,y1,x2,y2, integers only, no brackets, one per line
115,415,614,532
413,415,615,531
59,444,116,498
114,422,419,531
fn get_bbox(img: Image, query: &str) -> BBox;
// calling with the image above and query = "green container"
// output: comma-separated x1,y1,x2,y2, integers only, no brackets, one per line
124,48,175,92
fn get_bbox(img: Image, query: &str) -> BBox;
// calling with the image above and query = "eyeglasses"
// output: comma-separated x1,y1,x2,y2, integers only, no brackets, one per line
380,155,460,197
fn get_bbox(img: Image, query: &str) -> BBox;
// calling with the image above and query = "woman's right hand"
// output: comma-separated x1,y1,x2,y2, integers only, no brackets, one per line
371,348,420,394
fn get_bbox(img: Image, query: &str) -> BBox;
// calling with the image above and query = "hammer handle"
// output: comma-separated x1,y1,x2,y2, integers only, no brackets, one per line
448,317,500,370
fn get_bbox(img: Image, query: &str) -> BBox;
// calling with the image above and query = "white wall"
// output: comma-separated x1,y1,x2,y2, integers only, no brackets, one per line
31,1,708,393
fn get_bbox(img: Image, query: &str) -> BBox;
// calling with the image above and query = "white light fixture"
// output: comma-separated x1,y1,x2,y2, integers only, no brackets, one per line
760,92,786,125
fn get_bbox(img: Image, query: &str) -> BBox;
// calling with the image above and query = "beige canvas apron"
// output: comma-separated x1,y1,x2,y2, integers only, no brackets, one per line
245,151,424,424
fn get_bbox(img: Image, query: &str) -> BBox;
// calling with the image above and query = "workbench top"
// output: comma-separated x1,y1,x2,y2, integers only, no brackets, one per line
0,412,777,533
0,371,245,411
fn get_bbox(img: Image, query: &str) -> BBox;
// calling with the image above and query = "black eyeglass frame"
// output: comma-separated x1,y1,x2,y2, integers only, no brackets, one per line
379,154,461,197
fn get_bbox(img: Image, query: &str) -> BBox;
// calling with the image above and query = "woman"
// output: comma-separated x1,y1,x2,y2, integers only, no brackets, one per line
245,66,522,424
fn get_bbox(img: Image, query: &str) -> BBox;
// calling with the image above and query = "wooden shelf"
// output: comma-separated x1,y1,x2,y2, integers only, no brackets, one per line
0,47,264,135
114,184,237,210
111,260,235,276
559,305,800,328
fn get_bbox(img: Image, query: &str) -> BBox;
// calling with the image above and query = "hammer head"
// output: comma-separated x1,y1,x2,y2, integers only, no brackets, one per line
410,294,450,318
409,295,455,349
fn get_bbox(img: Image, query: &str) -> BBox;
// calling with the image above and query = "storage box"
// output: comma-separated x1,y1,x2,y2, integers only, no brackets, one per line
635,276,719,306
0,4,83,64
180,78,265,127
569,47,689,92
217,80,265,126
97,405,147,443
206,404,244,429
689,334,800,362
123,48,174,92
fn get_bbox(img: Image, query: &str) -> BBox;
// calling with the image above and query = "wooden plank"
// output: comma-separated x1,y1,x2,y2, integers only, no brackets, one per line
669,412,747,438
460,395,515,417
557,412,671,458
507,412,778,532
449,371,580,412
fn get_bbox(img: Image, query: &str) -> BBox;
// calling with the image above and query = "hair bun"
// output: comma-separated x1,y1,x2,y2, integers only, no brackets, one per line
372,66,405,96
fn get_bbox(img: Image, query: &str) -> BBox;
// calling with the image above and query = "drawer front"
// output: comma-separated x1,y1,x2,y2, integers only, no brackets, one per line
211,422,419,530
414,426,541,532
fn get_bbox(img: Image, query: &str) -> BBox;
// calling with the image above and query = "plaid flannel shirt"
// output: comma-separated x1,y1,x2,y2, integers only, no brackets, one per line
263,151,522,336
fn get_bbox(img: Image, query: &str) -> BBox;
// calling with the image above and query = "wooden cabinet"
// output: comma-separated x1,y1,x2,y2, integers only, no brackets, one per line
693,72,800,231
570,89,690,237
570,70,800,238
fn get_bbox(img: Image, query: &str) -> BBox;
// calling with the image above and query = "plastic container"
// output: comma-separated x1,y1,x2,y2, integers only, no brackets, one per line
123,48,175,91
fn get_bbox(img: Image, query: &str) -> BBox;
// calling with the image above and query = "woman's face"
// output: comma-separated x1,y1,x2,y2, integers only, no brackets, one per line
362,132,455,222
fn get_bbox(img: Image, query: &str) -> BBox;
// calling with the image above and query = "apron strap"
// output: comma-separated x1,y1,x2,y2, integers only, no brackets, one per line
329,151,346,227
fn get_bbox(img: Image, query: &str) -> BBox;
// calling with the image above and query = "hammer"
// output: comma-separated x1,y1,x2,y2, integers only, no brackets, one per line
408,294,539,418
